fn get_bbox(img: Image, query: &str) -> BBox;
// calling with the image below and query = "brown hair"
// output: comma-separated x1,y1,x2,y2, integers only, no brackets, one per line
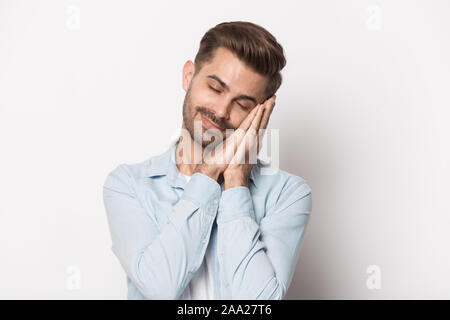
194,21,286,100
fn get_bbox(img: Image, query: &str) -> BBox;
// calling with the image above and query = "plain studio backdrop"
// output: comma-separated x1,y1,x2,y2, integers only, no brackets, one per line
1,0,449,299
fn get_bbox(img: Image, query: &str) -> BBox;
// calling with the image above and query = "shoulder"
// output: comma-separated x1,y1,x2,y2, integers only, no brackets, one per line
103,159,151,192
255,159,312,213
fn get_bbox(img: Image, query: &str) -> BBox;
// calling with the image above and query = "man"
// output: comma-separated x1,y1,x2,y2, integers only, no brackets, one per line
103,21,312,300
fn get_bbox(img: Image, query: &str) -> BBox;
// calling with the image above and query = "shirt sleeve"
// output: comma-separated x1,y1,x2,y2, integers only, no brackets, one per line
216,177,312,299
103,164,221,299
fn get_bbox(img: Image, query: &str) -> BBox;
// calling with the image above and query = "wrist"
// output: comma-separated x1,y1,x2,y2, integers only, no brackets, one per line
195,165,221,181
224,173,248,190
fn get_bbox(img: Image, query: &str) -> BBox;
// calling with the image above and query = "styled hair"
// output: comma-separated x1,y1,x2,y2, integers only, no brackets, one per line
194,21,286,100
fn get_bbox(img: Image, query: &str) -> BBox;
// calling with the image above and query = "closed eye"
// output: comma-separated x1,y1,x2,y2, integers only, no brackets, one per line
209,85,249,110
209,86,221,93
237,103,250,110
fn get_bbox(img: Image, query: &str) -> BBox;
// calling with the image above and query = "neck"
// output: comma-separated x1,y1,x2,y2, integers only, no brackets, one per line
175,122,204,176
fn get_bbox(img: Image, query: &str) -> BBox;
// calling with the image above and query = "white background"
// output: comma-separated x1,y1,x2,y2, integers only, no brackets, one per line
1,0,449,299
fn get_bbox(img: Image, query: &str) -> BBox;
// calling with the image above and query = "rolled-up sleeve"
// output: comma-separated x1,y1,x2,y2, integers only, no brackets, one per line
103,165,221,299
216,178,312,299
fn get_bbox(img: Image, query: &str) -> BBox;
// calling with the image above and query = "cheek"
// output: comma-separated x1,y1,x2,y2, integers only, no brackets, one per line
203,93,221,108
191,89,217,111
230,110,249,129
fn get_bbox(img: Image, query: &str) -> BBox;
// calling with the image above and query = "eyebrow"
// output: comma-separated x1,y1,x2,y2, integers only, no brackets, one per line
207,74,258,105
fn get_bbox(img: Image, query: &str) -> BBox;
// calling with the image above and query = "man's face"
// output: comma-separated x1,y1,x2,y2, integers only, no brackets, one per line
182,47,269,148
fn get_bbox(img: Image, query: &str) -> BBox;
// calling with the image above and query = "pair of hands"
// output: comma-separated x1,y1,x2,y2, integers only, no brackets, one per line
195,95,276,189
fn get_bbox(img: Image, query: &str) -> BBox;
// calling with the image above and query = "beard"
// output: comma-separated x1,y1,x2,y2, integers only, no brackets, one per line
182,84,225,149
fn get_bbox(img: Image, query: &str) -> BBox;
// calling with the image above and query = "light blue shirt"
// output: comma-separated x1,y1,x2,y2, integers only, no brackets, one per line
103,138,312,299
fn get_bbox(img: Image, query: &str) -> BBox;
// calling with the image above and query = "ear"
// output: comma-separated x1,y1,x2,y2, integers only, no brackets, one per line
182,60,195,92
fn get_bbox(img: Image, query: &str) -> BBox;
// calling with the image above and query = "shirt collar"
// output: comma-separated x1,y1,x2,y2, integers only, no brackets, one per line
146,138,259,189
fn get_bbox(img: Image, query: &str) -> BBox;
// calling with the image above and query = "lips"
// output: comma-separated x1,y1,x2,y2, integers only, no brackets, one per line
201,115,223,130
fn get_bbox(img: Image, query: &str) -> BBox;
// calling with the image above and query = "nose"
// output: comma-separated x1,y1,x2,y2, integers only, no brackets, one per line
213,99,231,121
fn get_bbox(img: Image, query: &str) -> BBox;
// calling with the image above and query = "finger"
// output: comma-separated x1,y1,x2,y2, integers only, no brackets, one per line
259,95,276,131
229,137,246,165
232,126,252,165
256,95,276,153
223,104,260,161
239,104,264,164
250,103,265,132
238,103,260,131
242,104,264,154
211,105,258,161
